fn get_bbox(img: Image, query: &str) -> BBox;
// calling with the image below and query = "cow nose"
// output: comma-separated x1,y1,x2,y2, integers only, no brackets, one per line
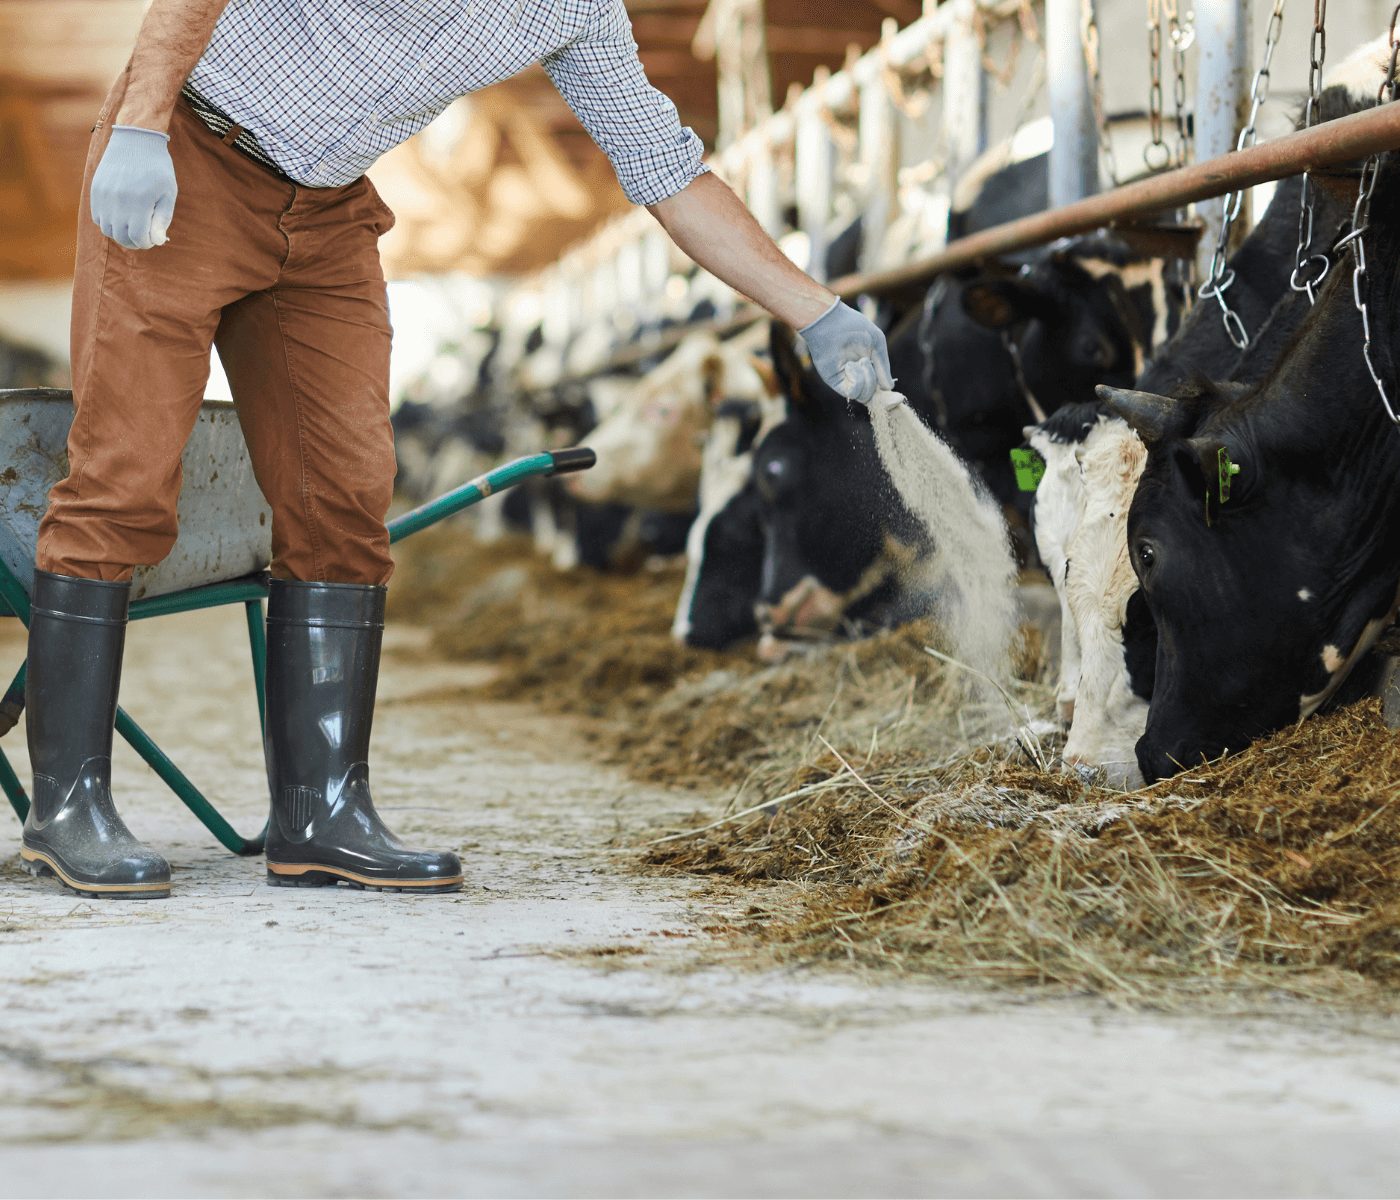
1135,739,1175,786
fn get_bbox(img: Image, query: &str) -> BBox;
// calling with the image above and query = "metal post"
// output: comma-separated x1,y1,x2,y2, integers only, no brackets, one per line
1046,0,1099,206
942,0,989,184
857,71,898,271
1195,0,1252,279
796,85,836,280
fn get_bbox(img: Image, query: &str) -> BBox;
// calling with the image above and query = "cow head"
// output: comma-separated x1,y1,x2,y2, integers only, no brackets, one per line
961,251,1145,414
567,331,770,514
1057,417,1155,789
672,391,777,649
751,323,920,657
1107,281,1400,784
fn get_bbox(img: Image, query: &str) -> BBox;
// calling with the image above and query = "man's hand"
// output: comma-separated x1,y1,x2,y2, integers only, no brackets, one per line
91,127,178,250
798,300,893,406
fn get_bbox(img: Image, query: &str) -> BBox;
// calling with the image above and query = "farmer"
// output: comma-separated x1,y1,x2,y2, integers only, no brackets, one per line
22,0,892,899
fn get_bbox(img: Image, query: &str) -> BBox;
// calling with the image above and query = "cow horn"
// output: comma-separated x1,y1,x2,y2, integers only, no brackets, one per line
1096,385,1188,445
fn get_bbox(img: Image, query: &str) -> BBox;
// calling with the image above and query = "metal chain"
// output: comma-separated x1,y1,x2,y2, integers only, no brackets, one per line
1081,0,1119,186
1291,0,1331,302
1165,0,1195,167
1197,0,1286,350
1145,0,1171,170
1338,6,1400,429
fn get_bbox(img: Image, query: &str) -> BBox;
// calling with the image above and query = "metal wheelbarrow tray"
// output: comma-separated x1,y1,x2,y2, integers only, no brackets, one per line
0,387,594,855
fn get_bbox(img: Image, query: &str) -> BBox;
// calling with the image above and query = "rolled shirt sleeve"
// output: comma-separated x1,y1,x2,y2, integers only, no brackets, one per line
542,0,710,206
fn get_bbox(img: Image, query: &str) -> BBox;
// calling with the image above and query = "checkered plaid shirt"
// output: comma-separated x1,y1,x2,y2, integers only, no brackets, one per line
186,0,708,203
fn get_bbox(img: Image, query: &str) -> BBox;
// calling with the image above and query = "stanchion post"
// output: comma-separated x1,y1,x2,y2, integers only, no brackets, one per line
1046,0,1100,206
1195,0,1254,279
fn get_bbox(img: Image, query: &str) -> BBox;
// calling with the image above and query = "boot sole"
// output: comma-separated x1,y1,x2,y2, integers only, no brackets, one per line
19,847,171,899
266,861,464,894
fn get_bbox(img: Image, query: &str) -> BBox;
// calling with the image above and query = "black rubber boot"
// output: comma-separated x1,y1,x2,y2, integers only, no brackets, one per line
21,571,171,899
263,580,463,893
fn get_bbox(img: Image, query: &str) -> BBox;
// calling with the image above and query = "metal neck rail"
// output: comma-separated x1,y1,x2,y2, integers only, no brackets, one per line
533,100,1400,390
830,99,1400,294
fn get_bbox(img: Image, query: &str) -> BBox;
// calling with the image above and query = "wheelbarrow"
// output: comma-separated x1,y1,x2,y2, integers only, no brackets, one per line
0,387,594,856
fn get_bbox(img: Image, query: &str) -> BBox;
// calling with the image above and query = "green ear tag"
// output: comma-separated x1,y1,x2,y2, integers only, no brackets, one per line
1011,447,1046,492
1217,446,1241,504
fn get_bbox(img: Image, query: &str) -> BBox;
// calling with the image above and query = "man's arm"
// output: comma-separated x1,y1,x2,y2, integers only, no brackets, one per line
650,173,893,403
116,0,231,131
545,0,891,402
648,172,834,329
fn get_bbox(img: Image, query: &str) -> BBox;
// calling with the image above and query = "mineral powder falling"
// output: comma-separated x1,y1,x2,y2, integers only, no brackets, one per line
868,391,1019,696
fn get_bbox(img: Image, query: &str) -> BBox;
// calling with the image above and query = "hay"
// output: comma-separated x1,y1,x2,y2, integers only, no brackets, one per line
646,701,1400,1006
391,526,1400,1007
390,527,1046,791
389,527,743,721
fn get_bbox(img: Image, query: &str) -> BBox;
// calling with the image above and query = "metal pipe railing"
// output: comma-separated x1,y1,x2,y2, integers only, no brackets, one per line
523,98,1400,391
826,97,1399,295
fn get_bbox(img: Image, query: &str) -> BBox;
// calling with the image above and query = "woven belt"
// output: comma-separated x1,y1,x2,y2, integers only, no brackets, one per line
180,84,290,180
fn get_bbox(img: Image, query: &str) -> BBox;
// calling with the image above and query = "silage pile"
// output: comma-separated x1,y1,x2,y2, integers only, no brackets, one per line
646,701,1400,1004
391,526,1400,1007
389,527,1044,790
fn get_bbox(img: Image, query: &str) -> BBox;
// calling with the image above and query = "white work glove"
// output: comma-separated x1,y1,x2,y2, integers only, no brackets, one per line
90,126,178,250
797,299,894,406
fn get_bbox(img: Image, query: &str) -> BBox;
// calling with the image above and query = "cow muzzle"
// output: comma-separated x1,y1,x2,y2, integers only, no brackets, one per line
753,578,849,663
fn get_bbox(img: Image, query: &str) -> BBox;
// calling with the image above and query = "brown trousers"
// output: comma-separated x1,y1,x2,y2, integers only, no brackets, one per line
38,74,398,585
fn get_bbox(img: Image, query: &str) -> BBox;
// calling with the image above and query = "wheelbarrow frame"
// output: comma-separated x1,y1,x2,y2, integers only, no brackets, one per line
0,447,594,856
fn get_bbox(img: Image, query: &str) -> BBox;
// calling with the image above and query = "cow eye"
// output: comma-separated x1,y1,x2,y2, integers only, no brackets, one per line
1135,540,1156,574
1072,332,1110,371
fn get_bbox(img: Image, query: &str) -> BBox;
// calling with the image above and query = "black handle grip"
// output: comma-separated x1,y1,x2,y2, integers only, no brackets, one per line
549,447,597,475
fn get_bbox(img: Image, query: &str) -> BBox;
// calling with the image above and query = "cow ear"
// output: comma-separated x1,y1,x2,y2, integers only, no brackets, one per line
1096,385,1193,445
1184,436,1245,508
767,321,806,402
961,277,1056,331
750,356,781,400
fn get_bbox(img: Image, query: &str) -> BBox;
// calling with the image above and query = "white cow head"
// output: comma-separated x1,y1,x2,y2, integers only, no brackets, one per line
567,329,772,514
1026,423,1089,724
1060,417,1151,789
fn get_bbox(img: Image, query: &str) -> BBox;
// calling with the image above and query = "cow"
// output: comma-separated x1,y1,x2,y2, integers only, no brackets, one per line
672,237,1176,653
944,235,1181,519
1102,148,1400,783
747,323,932,661
671,394,779,647
1029,79,1377,785
564,325,773,514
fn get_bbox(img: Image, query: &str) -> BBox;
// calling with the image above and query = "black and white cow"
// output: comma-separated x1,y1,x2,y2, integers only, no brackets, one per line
1031,80,1376,785
669,241,1170,653
748,323,932,660
1107,149,1400,783
929,234,1169,521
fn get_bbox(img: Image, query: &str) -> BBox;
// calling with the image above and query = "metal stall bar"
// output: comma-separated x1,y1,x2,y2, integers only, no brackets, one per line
1195,0,1254,279
1046,0,1099,206
830,98,1400,295
527,98,1400,390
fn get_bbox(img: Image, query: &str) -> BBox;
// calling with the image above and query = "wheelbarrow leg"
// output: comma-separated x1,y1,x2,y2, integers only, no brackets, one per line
0,659,28,821
115,706,267,857
0,746,28,822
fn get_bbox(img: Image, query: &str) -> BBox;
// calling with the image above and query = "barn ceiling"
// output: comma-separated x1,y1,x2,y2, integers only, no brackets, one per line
0,0,914,281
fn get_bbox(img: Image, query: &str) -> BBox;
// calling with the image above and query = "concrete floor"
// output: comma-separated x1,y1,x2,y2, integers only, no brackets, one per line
0,610,1399,1198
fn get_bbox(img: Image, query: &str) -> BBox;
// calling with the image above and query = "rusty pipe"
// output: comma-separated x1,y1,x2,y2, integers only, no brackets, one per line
528,101,1400,390
830,98,1400,296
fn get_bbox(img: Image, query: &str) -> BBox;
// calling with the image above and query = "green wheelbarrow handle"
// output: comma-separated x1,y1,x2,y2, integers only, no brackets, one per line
387,446,596,545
